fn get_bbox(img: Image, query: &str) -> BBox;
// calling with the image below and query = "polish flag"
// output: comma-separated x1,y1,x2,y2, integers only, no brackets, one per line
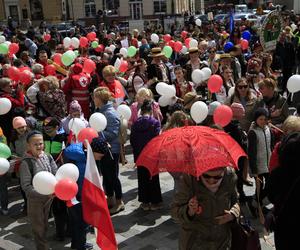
82,143,117,250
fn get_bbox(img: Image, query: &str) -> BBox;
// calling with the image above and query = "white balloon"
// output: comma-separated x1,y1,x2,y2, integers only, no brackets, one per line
68,118,86,136
228,87,235,97
56,163,79,182
120,47,128,57
138,41,142,47
196,19,202,27
158,95,175,107
71,37,80,48
117,104,132,120
151,33,159,44
0,158,9,175
33,171,57,195
0,35,5,44
180,45,188,54
189,39,198,48
190,101,208,124
0,98,12,115
287,75,300,93
191,69,204,84
63,37,71,48
291,23,297,32
4,41,11,47
89,113,107,132
114,58,121,70
109,44,116,51
201,67,212,81
164,85,176,98
156,82,176,97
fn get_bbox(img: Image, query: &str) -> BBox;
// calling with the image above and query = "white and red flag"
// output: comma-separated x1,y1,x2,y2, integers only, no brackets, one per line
82,143,117,250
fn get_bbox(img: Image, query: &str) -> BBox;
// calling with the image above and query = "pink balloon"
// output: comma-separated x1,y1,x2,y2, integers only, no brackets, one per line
119,60,128,73
55,179,78,201
77,128,98,144
181,31,188,39
83,59,96,74
9,43,19,54
44,34,51,42
213,105,233,127
19,70,32,85
79,37,89,47
173,41,183,52
95,44,104,52
45,65,56,76
240,39,249,50
87,32,96,42
185,38,192,48
163,34,172,42
7,66,20,81
53,53,62,65
207,74,223,93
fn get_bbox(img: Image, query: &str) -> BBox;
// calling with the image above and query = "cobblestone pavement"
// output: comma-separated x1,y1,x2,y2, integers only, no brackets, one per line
0,149,275,250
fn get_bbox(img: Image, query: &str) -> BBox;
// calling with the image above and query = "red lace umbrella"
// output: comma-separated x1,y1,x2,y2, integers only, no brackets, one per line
136,126,247,177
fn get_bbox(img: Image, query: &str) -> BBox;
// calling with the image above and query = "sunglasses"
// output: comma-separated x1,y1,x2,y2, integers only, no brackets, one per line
237,85,248,89
202,173,224,180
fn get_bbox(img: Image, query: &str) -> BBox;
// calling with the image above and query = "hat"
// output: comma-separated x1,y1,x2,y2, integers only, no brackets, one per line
90,137,109,154
43,117,60,128
208,101,221,116
219,53,232,60
231,102,245,120
149,47,165,57
183,92,202,110
188,47,199,54
254,108,269,122
69,100,82,114
72,63,83,74
12,116,27,129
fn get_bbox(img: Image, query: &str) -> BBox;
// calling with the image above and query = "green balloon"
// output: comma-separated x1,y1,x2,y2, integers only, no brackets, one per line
127,46,137,57
74,50,79,57
163,46,173,58
91,41,99,49
0,43,8,54
0,143,11,159
61,51,76,66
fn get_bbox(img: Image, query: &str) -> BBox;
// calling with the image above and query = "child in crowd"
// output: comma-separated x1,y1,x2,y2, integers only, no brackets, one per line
20,131,57,250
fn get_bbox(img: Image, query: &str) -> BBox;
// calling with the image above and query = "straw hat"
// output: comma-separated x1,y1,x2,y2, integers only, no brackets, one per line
183,92,202,110
149,47,165,57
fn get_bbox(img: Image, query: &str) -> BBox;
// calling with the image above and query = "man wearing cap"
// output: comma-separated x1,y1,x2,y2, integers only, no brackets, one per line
147,47,172,100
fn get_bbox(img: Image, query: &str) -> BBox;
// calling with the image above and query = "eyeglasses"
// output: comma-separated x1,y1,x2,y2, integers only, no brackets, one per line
202,173,224,180
237,85,248,89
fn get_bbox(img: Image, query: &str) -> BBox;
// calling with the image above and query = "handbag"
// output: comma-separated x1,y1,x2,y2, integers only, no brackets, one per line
231,216,261,250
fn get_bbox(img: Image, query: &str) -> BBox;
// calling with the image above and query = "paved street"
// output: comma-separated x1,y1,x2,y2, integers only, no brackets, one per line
0,147,275,250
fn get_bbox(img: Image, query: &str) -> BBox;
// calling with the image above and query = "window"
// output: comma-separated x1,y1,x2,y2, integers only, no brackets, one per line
129,0,143,20
85,0,96,17
153,0,166,14
104,0,120,16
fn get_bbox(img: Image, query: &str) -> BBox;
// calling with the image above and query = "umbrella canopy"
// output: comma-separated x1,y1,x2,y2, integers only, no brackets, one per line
136,126,247,177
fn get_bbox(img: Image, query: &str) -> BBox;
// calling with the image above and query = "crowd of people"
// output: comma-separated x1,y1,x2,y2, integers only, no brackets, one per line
1,9,300,250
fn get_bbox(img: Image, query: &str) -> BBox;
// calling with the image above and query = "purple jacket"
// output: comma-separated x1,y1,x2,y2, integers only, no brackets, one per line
130,116,160,162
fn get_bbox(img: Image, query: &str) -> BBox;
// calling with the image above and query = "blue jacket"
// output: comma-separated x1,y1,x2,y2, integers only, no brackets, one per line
63,143,86,200
95,102,121,154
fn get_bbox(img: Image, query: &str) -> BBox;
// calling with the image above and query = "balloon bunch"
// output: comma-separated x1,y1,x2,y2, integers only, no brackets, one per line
7,66,33,85
156,82,177,107
191,67,212,85
0,143,12,175
120,46,137,58
0,38,19,57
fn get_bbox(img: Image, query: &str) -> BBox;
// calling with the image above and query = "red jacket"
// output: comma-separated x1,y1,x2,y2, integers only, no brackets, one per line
62,73,91,118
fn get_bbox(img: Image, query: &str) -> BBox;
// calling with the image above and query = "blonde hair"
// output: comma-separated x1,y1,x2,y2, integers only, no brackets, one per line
282,115,300,134
258,77,277,90
44,75,59,90
136,88,153,101
102,65,116,76
94,86,113,104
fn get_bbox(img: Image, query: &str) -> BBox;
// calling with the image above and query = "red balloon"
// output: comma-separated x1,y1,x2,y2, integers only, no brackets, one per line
119,60,128,73
95,44,104,52
9,43,19,54
79,37,89,47
83,59,96,74
213,105,233,127
53,53,62,65
19,70,32,85
207,74,223,93
181,31,188,39
163,34,172,42
44,34,51,42
168,40,175,48
240,39,249,50
45,65,56,75
19,66,32,72
55,178,78,201
87,32,96,42
185,38,192,48
77,128,98,144
7,66,20,81
173,41,183,52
